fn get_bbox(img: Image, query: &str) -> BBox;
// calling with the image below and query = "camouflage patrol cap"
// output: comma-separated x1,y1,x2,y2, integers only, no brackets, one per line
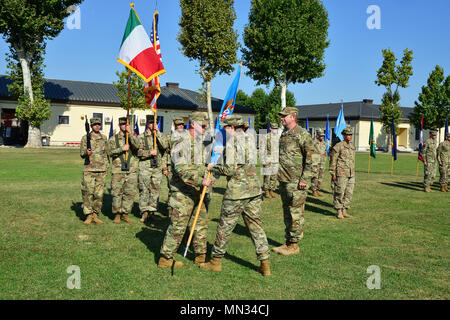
316,128,325,136
270,122,279,129
243,121,249,129
278,107,298,116
221,114,243,127
189,111,209,127
430,129,438,135
118,117,128,125
173,117,185,126
146,114,155,123
90,118,102,125
342,127,353,135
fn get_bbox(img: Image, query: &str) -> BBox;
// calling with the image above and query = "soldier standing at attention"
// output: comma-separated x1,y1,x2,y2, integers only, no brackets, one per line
137,115,168,223
311,129,327,197
423,129,438,192
158,112,212,269
329,127,355,219
262,122,280,199
437,132,450,192
272,107,317,256
108,117,140,224
200,115,271,276
80,117,109,225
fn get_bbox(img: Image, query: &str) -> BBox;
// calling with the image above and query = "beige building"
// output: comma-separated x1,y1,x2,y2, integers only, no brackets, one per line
297,99,447,152
0,76,255,146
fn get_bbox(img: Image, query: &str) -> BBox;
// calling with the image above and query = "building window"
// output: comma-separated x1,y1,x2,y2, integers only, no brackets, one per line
58,115,70,125
157,116,164,132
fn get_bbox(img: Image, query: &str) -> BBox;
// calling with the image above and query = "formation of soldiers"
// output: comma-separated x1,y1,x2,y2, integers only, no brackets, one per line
79,108,449,276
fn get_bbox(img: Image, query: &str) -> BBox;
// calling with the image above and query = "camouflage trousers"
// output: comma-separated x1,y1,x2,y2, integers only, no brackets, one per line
279,181,307,243
333,176,355,210
439,162,449,186
212,196,270,261
423,162,436,187
160,189,210,259
81,171,106,216
263,174,278,191
311,161,326,191
111,172,138,215
138,167,162,213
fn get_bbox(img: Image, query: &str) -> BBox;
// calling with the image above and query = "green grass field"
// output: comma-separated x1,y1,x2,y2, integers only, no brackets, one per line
0,148,448,300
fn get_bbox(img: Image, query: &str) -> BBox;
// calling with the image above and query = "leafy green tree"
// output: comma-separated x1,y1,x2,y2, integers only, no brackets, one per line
375,48,414,142
178,0,239,131
242,0,329,110
267,86,296,126
411,65,450,135
245,88,268,131
235,89,249,107
113,68,146,115
0,0,84,147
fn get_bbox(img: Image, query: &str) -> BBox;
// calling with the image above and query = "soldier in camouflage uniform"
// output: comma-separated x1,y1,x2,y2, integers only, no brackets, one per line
137,115,169,223
311,129,327,197
262,122,280,199
273,107,317,256
329,127,355,219
108,117,140,223
158,111,213,269
199,115,271,276
423,129,438,192
80,117,109,225
437,132,450,192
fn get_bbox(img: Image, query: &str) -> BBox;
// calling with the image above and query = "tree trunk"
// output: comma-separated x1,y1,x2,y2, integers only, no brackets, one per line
206,80,215,135
18,50,42,148
280,81,287,110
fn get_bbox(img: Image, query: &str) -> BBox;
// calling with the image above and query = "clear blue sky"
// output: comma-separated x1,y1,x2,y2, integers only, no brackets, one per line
0,0,449,108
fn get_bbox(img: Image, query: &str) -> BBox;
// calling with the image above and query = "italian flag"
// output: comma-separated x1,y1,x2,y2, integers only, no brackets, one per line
117,5,165,82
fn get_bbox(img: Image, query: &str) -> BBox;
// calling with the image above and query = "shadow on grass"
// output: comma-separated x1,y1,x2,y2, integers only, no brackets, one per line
135,221,170,265
380,181,424,191
70,202,85,222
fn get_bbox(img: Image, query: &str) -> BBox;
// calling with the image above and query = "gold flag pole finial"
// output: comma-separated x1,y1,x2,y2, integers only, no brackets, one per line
130,2,135,8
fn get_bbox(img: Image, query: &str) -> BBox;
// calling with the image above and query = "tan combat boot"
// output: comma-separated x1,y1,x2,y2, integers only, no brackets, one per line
158,256,183,269
140,211,149,223
257,260,271,276
263,190,271,198
342,208,353,219
83,214,94,225
440,185,446,192
113,214,121,224
316,190,323,197
337,209,344,219
272,243,288,254
424,186,432,193
92,213,104,224
278,242,299,256
312,190,320,197
121,214,132,223
446,185,449,192
199,257,222,272
194,253,206,265
269,190,278,198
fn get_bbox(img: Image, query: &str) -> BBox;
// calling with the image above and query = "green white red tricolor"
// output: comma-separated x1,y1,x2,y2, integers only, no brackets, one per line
117,3,165,82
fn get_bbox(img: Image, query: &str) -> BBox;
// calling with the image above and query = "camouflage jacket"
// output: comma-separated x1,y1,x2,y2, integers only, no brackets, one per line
137,130,169,170
437,140,450,164
423,139,437,163
277,125,316,185
210,133,261,200
170,131,212,192
262,131,280,165
313,140,327,164
329,141,355,177
80,132,109,172
108,133,140,174
165,134,172,173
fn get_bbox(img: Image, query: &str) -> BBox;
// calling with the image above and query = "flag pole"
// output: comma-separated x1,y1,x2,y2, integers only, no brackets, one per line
368,148,371,174
126,69,131,162
153,108,157,151
416,159,419,176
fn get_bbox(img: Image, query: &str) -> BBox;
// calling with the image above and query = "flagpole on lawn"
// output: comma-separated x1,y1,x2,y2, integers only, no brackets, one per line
153,108,157,151
126,69,131,163
416,158,420,176
368,149,371,174
183,62,243,258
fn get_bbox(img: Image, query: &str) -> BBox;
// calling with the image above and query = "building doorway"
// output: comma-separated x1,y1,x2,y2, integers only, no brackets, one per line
1,108,28,146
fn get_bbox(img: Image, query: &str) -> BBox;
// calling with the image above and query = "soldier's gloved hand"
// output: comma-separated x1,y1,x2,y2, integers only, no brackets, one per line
150,149,157,156
207,163,214,171
87,149,92,156
122,144,130,152
202,178,212,187
298,181,307,190
126,125,132,134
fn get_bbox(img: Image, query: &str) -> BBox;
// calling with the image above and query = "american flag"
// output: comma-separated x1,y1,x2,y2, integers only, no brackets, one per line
144,11,162,110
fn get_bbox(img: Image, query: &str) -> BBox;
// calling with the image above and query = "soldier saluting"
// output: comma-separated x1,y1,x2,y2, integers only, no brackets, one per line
80,117,109,225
